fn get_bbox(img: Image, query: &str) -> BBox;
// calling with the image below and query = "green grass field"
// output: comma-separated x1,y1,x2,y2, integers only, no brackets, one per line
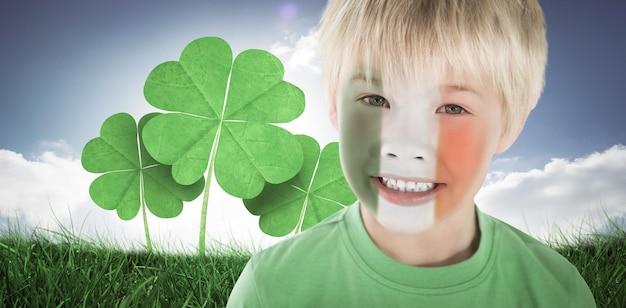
1,224,624,307
0,225,251,307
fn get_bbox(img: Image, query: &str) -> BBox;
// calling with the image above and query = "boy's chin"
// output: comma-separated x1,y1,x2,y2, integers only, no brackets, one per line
377,216,435,234
367,198,437,234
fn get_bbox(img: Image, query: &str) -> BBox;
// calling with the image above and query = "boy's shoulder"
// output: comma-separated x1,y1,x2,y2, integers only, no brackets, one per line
479,209,594,301
480,209,576,271
229,205,595,307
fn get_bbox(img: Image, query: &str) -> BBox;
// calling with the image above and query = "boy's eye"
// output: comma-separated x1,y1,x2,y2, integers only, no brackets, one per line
438,104,466,114
361,95,389,108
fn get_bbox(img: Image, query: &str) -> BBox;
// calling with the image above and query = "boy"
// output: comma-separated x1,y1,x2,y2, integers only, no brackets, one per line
228,0,596,306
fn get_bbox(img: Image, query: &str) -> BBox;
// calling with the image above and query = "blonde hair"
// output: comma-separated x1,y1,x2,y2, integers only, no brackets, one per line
317,0,547,135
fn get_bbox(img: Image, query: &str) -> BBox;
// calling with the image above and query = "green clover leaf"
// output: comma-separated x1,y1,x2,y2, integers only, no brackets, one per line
243,135,357,237
142,37,305,199
81,113,205,220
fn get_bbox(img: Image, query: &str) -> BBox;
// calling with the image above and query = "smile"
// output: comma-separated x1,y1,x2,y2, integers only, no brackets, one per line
380,177,437,193
371,176,444,206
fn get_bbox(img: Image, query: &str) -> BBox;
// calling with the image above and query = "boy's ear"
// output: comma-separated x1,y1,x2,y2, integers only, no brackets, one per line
495,115,528,154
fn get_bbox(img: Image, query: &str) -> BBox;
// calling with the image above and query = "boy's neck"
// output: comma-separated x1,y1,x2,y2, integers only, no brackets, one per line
360,203,480,267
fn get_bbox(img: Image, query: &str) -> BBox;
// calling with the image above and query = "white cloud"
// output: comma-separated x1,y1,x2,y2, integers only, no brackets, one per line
0,149,93,227
0,148,282,254
269,27,339,147
36,139,74,158
477,144,626,243
270,29,320,75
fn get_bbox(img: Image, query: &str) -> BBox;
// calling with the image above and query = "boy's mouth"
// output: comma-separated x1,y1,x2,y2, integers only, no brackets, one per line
379,176,437,192
371,176,443,206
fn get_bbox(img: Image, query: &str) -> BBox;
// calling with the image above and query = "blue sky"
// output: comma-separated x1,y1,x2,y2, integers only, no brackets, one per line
0,0,327,156
1,0,625,252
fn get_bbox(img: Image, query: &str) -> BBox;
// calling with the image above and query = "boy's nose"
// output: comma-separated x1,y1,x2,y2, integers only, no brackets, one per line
380,141,434,162
380,112,437,162
385,153,425,160
379,95,438,163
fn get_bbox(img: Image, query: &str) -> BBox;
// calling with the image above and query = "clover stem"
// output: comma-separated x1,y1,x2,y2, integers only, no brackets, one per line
140,171,153,253
198,124,222,256
141,198,153,252
294,196,309,234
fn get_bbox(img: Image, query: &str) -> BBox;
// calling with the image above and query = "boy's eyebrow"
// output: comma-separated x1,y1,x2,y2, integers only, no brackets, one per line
442,84,480,96
348,73,482,96
349,73,382,86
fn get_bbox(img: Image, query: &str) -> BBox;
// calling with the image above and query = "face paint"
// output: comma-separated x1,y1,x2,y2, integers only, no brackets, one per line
338,69,503,234
433,85,504,221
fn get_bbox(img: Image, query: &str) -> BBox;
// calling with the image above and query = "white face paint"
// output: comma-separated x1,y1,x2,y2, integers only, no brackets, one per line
337,68,505,234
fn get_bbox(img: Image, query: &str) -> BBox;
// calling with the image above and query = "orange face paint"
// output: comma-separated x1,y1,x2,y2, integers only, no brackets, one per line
433,87,504,221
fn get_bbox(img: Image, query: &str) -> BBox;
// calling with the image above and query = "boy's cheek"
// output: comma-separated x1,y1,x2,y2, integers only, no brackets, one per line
338,101,384,205
339,102,383,151
439,123,485,176
339,103,381,168
434,121,491,219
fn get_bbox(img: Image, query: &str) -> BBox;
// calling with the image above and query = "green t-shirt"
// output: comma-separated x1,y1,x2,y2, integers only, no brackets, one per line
227,204,595,307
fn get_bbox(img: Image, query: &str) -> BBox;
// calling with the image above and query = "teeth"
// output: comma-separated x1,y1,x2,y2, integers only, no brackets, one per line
381,177,435,193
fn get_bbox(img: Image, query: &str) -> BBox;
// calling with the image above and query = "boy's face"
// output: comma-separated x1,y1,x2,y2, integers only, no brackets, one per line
335,68,510,233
